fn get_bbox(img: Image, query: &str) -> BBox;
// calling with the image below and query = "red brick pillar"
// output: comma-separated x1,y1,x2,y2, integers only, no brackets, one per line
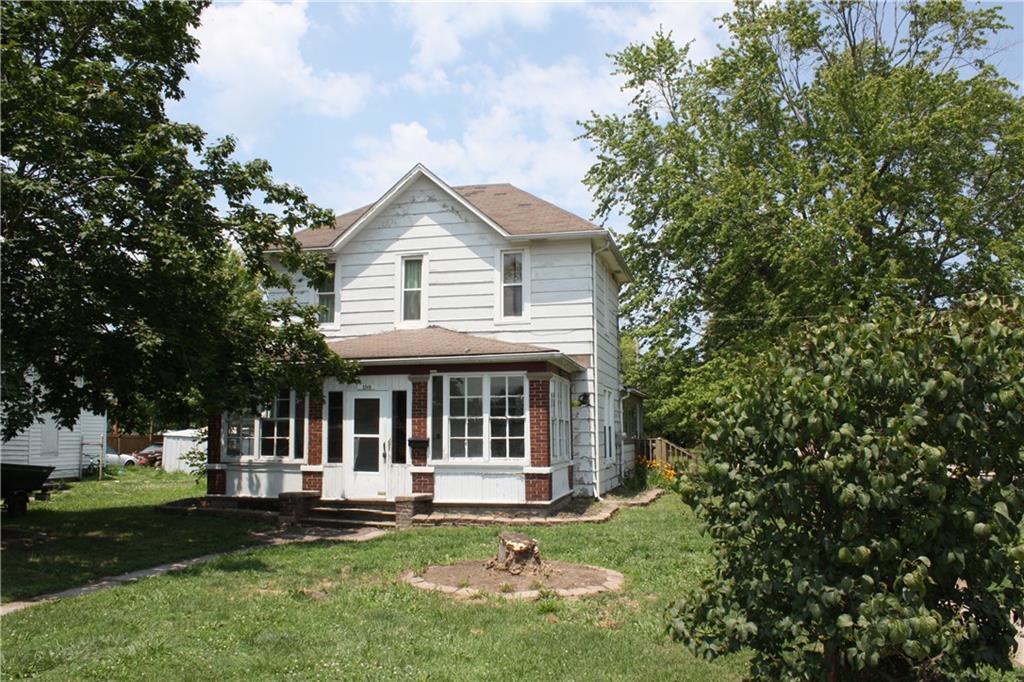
526,372,552,502
206,412,225,495
304,394,323,494
409,375,433,495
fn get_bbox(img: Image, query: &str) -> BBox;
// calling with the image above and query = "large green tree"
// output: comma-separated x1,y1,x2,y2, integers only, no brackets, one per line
584,0,1023,441
1,1,353,439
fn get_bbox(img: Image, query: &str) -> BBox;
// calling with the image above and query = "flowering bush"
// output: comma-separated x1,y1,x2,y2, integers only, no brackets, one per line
638,457,678,489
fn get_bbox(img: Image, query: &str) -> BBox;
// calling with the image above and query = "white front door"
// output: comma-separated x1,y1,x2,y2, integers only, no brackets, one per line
345,391,390,500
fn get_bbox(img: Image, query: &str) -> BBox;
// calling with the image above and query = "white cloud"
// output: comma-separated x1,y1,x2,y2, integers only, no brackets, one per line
320,57,631,222
397,2,551,71
585,2,730,62
393,2,552,94
189,0,371,142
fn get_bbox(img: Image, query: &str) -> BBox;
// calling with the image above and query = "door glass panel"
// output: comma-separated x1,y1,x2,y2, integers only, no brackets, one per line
353,398,381,473
354,398,379,435
354,437,380,472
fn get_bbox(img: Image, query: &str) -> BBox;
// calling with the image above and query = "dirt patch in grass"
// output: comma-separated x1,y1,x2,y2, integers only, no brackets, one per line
416,560,617,596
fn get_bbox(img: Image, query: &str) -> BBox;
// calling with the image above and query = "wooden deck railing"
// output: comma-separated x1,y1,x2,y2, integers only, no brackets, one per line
638,437,700,469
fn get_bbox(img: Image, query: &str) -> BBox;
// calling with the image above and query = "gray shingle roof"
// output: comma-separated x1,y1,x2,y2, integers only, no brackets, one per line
294,183,601,250
327,326,557,361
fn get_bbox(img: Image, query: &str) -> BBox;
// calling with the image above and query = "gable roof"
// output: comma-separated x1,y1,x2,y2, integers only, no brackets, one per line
327,326,556,360
291,165,604,251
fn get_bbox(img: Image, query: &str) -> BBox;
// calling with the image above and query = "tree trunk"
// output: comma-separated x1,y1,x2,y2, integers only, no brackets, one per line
485,532,543,575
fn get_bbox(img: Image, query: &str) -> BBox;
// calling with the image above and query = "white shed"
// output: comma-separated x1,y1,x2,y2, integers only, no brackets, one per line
161,429,206,474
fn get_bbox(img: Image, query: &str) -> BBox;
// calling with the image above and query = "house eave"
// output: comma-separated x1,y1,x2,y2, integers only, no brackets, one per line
355,352,584,373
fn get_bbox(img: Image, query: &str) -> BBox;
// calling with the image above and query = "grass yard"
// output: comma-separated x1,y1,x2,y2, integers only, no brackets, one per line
1,491,749,680
1,468,272,602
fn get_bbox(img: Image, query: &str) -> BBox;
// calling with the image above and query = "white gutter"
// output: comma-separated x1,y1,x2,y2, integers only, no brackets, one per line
592,241,612,500
355,351,585,373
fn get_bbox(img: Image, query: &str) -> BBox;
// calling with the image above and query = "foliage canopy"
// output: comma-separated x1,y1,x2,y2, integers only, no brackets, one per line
1,1,355,438
674,296,1024,679
584,0,1024,443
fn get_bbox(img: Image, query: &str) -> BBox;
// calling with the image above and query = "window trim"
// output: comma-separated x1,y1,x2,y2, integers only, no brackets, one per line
395,253,428,328
602,388,616,460
494,248,530,323
549,377,571,463
316,261,338,326
441,372,531,463
223,390,308,463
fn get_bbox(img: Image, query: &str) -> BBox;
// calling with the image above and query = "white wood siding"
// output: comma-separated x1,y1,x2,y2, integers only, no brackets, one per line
0,409,106,479
265,174,627,499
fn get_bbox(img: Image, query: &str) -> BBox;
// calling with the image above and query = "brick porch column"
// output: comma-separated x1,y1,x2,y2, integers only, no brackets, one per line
303,395,323,494
409,374,433,495
206,412,225,495
526,372,552,502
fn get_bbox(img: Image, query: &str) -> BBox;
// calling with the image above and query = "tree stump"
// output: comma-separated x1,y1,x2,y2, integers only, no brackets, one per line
484,532,543,575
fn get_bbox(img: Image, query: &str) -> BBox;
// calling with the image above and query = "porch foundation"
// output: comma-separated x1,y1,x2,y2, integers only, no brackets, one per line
279,491,319,523
395,493,434,529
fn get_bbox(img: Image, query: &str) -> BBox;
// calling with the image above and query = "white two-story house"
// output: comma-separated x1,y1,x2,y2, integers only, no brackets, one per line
206,164,634,513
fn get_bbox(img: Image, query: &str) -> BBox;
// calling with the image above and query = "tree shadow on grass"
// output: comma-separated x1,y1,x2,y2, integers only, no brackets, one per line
1,503,270,602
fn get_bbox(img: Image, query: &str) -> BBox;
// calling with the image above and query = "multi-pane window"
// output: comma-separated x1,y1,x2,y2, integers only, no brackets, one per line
449,377,484,458
225,414,255,457
501,251,524,317
549,379,571,462
317,265,336,324
489,376,526,459
447,375,528,460
225,390,307,459
402,256,423,321
260,389,292,457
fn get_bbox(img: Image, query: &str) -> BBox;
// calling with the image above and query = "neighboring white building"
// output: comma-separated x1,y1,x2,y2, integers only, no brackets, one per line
208,164,634,510
162,429,206,474
1,410,107,479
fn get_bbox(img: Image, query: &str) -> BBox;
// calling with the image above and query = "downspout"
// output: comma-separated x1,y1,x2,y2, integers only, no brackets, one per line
592,241,612,500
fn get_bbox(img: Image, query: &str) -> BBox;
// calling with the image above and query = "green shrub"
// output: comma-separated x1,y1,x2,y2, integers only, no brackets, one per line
673,296,1024,680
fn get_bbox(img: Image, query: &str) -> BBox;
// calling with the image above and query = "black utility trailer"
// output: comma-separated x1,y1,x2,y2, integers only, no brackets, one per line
1,463,55,516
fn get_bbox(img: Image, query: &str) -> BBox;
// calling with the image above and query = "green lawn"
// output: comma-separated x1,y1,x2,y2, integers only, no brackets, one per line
1,468,272,602
1,488,749,680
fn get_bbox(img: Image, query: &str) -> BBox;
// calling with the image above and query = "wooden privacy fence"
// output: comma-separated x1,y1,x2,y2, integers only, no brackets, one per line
639,437,700,470
107,433,162,454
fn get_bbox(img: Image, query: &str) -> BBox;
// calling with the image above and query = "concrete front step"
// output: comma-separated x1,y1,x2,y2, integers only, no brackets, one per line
310,506,395,521
305,515,396,529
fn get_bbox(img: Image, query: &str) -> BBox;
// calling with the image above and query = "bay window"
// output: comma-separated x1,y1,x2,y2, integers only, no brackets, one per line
489,376,526,459
446,375,527,461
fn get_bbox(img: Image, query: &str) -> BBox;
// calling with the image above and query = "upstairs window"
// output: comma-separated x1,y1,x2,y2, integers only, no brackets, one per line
317,265,336,324
501,251,524,318
401,256,424,322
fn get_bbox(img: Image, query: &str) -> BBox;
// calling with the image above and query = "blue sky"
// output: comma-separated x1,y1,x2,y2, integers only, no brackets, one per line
166,2,1023,232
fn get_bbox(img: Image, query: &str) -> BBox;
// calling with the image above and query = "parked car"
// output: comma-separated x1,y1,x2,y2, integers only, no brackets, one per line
85,447,140,473
132,444,163,467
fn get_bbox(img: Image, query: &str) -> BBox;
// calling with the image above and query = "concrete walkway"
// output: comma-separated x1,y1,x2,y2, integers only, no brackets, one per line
1,525,387,617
